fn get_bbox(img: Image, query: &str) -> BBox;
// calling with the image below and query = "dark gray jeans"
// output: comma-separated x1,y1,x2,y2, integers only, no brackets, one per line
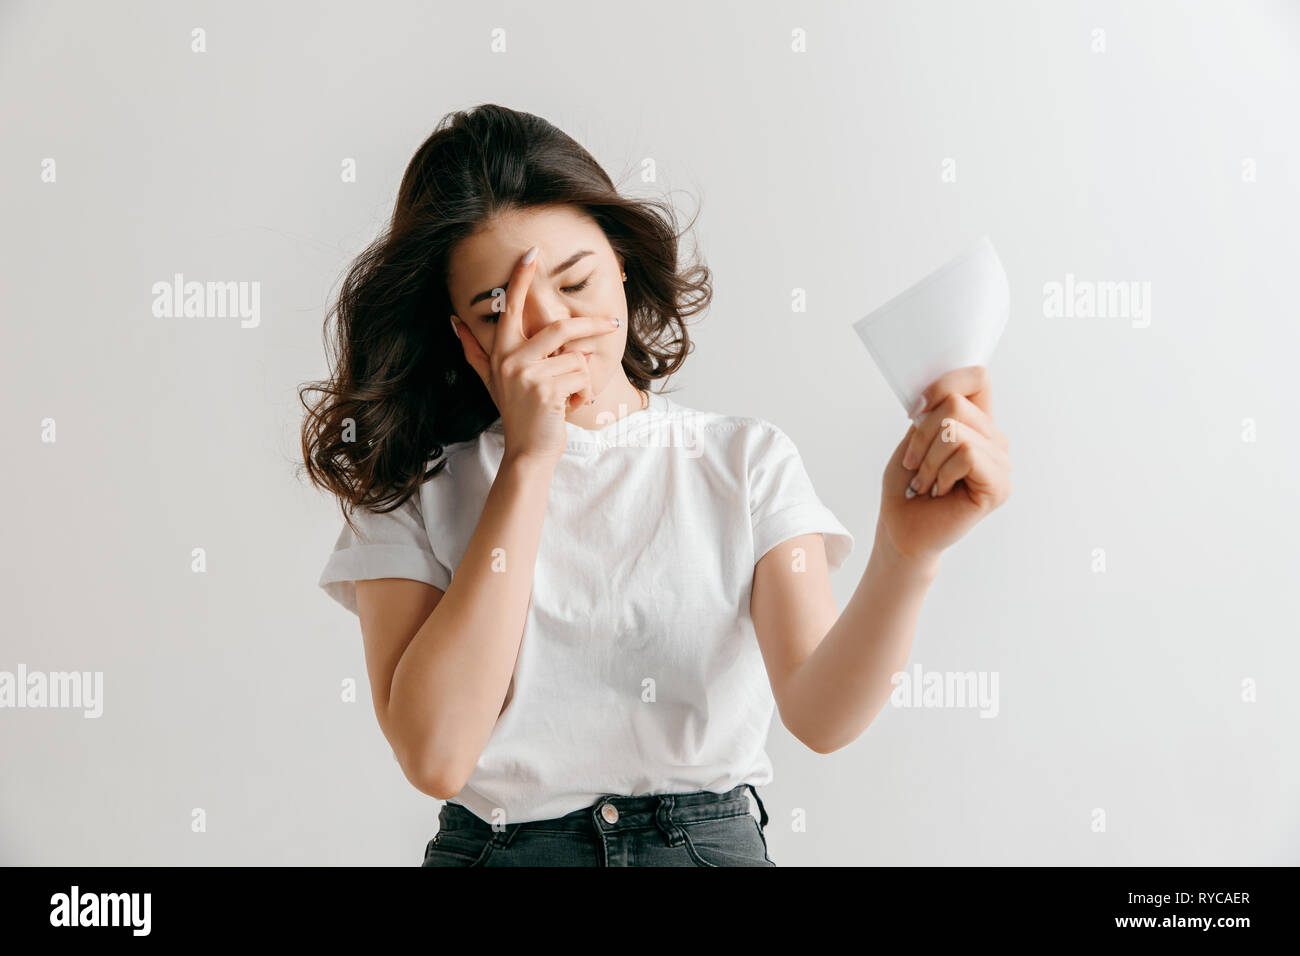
422,783,774,867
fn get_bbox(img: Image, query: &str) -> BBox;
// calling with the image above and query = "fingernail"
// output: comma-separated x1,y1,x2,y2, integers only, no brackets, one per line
905,485,916,499
611,317,622,327
909,475,922,494
449,317,458,337
930,483,938,497
902,449,917,470
908,395,926,420
522,246,538,265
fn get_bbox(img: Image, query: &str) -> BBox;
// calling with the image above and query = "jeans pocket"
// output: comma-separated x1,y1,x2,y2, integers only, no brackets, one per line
748,815,775,866
679,814,772,868
421,829,496,867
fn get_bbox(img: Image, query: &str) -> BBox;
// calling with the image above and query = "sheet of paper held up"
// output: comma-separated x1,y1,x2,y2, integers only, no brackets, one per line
852,236,1010,419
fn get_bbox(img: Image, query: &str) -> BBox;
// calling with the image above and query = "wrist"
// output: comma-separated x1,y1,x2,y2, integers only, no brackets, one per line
871,530,941,583
500,451,557,481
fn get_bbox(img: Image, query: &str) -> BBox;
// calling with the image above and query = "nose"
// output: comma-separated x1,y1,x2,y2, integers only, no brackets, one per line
520,276,574,347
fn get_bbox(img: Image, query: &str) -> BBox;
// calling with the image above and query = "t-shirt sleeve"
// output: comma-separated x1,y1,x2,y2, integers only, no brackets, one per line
318,490,452,616
748,423,855,571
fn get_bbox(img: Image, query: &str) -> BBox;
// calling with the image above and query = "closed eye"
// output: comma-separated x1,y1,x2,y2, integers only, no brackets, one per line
478,275,592,324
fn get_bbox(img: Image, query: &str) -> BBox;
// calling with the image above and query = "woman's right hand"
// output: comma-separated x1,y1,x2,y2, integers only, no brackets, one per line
451,245,623,469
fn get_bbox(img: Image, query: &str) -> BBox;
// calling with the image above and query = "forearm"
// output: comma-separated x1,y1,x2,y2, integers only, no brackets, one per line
783,529,939,754
389,453,554,789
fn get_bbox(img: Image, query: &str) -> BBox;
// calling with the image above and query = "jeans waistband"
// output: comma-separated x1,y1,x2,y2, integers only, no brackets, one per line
442,783,769,834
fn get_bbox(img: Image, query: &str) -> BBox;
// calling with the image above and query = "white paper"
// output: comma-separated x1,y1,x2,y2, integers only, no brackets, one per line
853,236,1010,417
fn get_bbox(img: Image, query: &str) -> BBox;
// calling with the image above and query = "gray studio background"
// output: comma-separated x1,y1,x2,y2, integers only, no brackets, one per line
2,0,1297,866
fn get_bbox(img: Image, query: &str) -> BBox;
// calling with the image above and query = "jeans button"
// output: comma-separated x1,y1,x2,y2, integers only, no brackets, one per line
600,803,619,825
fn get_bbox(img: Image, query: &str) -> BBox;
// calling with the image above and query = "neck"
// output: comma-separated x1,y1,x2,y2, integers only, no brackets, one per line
565,374,645,430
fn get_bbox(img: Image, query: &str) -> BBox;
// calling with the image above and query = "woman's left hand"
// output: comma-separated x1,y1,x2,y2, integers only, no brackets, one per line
878,365,1011,566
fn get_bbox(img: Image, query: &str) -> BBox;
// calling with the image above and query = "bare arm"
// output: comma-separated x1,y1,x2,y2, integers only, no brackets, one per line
753,529,937,755
355,453,555,799
352,244,621,799
752,365,1010,754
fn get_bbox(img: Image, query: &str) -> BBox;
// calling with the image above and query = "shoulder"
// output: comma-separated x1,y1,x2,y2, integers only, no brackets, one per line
659,393,800,467
401,431,495,525
422,428,494,481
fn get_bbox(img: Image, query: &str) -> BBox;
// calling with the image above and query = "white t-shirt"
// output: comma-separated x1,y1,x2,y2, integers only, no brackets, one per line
318,389,854,823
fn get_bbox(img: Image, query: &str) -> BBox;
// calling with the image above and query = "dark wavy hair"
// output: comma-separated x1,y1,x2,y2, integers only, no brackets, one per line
298,103,712,531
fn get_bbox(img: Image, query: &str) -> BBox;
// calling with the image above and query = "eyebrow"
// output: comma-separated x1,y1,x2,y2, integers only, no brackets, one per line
468,249,596,308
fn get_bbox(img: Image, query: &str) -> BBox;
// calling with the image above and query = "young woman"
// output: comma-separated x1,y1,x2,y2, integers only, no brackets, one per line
300,103,1011,867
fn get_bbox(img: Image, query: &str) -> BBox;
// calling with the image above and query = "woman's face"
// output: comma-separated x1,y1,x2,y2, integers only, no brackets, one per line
447,204,628,390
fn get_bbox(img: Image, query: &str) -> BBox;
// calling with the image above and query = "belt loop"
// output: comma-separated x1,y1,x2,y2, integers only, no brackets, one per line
490,821,521,848
745,784,769,829
655,794,685,847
